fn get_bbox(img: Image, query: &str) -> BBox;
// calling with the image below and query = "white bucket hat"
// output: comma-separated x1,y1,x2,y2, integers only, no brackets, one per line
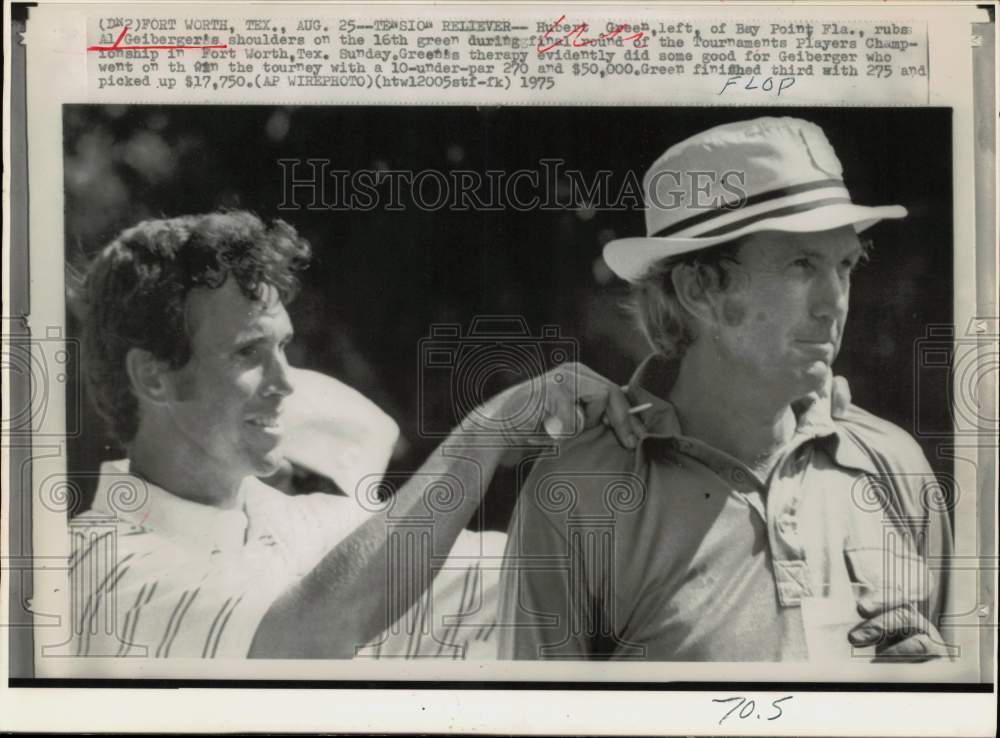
278,367,400,495
603,117,908,283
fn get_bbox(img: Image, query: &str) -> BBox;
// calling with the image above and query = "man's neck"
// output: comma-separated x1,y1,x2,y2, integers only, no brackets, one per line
667,346,797,473
128,427,245,509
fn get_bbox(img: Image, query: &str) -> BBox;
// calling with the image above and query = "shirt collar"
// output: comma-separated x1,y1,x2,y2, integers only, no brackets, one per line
92,459,250,552
624,354,878,475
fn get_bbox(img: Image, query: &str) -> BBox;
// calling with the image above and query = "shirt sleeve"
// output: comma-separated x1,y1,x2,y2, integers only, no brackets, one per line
883,437,954,640
497,454,605,660
839,407,955,641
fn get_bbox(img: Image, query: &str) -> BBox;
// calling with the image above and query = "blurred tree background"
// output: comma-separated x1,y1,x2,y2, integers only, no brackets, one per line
63,105,953,526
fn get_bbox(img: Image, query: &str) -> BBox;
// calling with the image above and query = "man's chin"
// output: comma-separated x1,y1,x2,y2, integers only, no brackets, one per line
805,359,832,378
248,449,284,479
788,361,832,398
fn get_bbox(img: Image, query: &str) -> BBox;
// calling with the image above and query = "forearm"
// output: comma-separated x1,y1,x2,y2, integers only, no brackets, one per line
249,422,508,658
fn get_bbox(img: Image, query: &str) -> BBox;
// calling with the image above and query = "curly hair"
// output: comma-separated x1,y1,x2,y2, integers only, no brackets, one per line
627,240,743,360
81,211,312,444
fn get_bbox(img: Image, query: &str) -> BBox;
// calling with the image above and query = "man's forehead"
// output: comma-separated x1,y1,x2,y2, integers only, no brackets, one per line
740,227,863,259
185,278,291,343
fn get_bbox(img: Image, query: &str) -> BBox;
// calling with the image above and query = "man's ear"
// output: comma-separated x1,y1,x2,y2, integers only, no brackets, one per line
124,348,174,405
671,263,719,327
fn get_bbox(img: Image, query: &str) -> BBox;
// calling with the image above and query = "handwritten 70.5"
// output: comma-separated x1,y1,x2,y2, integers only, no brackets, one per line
712,695,793,725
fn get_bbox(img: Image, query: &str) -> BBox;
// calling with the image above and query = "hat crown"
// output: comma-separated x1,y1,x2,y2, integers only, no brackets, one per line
602,115,907,283
643,117,848,238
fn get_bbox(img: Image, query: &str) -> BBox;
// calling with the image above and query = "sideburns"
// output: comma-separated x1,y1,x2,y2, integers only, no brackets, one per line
720,297,748,327
695,261,748,327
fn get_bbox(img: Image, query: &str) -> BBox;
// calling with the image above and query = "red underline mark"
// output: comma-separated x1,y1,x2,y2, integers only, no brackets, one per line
87,26,229,51
537,14,646,54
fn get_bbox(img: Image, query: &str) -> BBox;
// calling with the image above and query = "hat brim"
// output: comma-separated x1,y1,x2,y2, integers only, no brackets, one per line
603,202,907,283
279,368,400,491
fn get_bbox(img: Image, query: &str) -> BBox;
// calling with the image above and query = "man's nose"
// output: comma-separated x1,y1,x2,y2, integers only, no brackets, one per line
264,351,294,397
811,267,850,322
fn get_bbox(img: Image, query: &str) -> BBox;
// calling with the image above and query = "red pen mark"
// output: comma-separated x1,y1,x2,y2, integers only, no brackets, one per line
87,26,229,52
537,14,646,53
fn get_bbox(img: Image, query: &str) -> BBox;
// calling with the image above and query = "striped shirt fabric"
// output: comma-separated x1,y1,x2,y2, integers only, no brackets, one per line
359,530,506,660
67,460,503,659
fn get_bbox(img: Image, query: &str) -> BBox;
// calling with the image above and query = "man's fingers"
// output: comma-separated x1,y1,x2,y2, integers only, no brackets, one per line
628,413,646,440
871,633,942,663
539,364,639,448
542,397,584,439
581,392,608,429
848,604,932,647
617,384,648,437
855,582,921,619
601,386,638,449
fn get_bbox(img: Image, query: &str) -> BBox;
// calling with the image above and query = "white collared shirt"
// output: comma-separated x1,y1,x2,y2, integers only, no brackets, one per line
68,460,371,658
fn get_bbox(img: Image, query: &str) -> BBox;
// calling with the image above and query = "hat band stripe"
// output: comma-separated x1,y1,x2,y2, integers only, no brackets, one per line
650,178,846,238
695,197,854,238
674,185,851,237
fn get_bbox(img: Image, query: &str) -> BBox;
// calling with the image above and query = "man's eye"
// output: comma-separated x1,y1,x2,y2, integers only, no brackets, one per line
235,345,258,359
792,258,814,271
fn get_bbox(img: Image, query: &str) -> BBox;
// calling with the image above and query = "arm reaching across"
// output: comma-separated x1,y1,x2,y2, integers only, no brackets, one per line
248,362,641,658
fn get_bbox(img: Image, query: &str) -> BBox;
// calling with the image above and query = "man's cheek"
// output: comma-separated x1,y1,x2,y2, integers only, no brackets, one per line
172,367,199,401
720,296,748,327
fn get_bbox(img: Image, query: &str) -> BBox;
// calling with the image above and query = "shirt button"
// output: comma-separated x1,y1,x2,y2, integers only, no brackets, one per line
729,467,750,486
777,512,798,535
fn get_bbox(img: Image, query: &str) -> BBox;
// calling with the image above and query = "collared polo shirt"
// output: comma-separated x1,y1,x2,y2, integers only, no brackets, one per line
66,460,505,659
67,460,373,658
497,356,952,661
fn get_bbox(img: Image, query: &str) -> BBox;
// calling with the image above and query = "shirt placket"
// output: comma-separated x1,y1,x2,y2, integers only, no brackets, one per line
666,433,814,660
767,441,814,607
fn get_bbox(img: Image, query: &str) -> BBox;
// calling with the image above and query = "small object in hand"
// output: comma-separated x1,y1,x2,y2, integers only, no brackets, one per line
544,406,586,438
551,403,652,437
602,402,653,426
543,415,565,437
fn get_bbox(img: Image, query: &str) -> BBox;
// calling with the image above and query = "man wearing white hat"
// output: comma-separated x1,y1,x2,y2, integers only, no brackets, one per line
498,117,953,662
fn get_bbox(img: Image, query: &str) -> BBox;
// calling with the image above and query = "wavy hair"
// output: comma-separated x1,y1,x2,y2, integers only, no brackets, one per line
627,240,743,360
81,211,312,443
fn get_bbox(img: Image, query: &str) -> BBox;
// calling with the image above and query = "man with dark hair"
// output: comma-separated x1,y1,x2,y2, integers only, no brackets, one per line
71,210,643,659
498,117,953,663
82,211,311,448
